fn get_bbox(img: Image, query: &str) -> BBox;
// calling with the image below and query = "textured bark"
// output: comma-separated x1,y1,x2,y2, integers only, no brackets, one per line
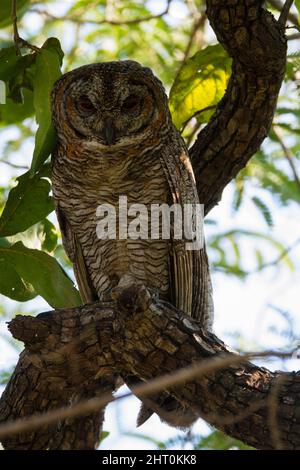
190,0,287,214
0,307,119,450
0,288,299,450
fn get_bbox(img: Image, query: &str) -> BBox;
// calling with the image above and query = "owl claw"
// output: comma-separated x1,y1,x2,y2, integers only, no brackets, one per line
137,404,154,427
111,276,152,313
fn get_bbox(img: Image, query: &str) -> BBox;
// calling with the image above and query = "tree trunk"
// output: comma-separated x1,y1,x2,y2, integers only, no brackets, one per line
191,0,286,214
0,286,299,450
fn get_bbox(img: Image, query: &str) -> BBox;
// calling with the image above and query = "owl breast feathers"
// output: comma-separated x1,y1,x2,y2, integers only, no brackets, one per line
51,60,213,427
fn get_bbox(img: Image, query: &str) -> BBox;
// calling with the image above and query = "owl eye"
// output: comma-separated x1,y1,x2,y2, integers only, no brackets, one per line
122,94,140,111
77,96,95,114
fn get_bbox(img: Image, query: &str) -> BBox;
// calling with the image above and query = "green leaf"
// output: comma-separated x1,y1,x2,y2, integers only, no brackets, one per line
100,431,110,443
255,249,264,270
0,47,21,82
295,0,300,23
252,196,273,227
39,219,58,252
42,38,64,67
0,237,36,302
30,39,64,174
0,88,34,124
232,180,244,213
0,0,30,28
0,169,54,237
0,241,81,307
0,47,36,123
197,430,254,450
169,44,232,129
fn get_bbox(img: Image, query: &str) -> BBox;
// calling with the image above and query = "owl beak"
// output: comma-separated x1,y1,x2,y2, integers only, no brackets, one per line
103,118,117,145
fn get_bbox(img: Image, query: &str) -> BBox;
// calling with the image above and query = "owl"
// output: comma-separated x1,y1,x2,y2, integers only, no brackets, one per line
51,60,213,428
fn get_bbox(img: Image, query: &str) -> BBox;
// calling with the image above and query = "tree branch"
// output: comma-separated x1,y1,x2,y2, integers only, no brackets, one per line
30,1,172,27
272,125,300,194
189,0,287,214
278,0,295,27
11,0,40,54
0,285,299,450
268,0,299,27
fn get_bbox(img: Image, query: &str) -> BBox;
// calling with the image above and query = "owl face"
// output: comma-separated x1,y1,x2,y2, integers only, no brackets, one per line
52,61,169,149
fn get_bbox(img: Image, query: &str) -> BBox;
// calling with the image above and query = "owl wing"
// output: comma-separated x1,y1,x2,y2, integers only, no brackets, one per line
138,138,214,427
160,134,214,328
55,203,98,304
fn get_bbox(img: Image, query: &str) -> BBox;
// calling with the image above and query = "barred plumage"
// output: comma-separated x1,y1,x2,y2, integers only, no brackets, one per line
51,60,213,428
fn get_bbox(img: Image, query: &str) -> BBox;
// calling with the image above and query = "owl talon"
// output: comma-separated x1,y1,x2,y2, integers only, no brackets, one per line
111,276,152,313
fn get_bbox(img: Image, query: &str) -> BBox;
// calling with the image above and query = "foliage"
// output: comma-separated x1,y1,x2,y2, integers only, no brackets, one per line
169,44,231,129
126,429,254,450
195,430,254,450
0,0,30,29
31,38,63,174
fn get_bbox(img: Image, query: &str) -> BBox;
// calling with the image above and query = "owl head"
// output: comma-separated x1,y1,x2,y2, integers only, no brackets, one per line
51,60,171,150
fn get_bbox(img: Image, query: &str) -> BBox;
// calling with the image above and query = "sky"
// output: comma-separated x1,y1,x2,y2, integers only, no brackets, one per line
0,0,300,450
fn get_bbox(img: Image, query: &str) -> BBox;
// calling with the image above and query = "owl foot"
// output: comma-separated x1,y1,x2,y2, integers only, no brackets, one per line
111,275,152,313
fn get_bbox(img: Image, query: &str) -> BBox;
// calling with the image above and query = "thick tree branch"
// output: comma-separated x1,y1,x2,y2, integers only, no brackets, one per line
0,286,299,450
190,0,287,214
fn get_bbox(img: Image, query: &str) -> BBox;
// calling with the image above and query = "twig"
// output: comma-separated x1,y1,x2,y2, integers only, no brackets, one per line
273,126,300,193
214,237,300,276
0,160,28,170
268,0,298,27
11,0,40,54
186,120,203,147
174,14,206,84
254,237,300,273
279,0,295,27
181,105,217,133
31,0,172,27
287,32,300,40
64,23,81,72
0,349,293,440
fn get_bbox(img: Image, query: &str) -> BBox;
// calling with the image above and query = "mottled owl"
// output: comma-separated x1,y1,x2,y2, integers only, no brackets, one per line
51,60,213,427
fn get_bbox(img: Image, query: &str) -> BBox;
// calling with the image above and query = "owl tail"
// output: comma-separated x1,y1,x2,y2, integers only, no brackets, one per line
137,398,198,429
137,403,154,427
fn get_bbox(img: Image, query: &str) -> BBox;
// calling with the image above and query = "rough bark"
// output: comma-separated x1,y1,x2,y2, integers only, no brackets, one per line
0,287,299,450
190,0,287,214
0,306,119,449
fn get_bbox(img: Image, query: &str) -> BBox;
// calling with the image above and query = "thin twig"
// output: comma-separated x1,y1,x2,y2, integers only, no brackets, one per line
273,126,300,193
0,160,28,170
287,32,300,39
278,0,295,27
11,0,40,54
268,0,298,26
174,14,206,84
31,0,172,27
0,349,293,440
186,120,203,147
64,23,81,72
181,105,217,134
253,237,300,273
214,237,300,276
